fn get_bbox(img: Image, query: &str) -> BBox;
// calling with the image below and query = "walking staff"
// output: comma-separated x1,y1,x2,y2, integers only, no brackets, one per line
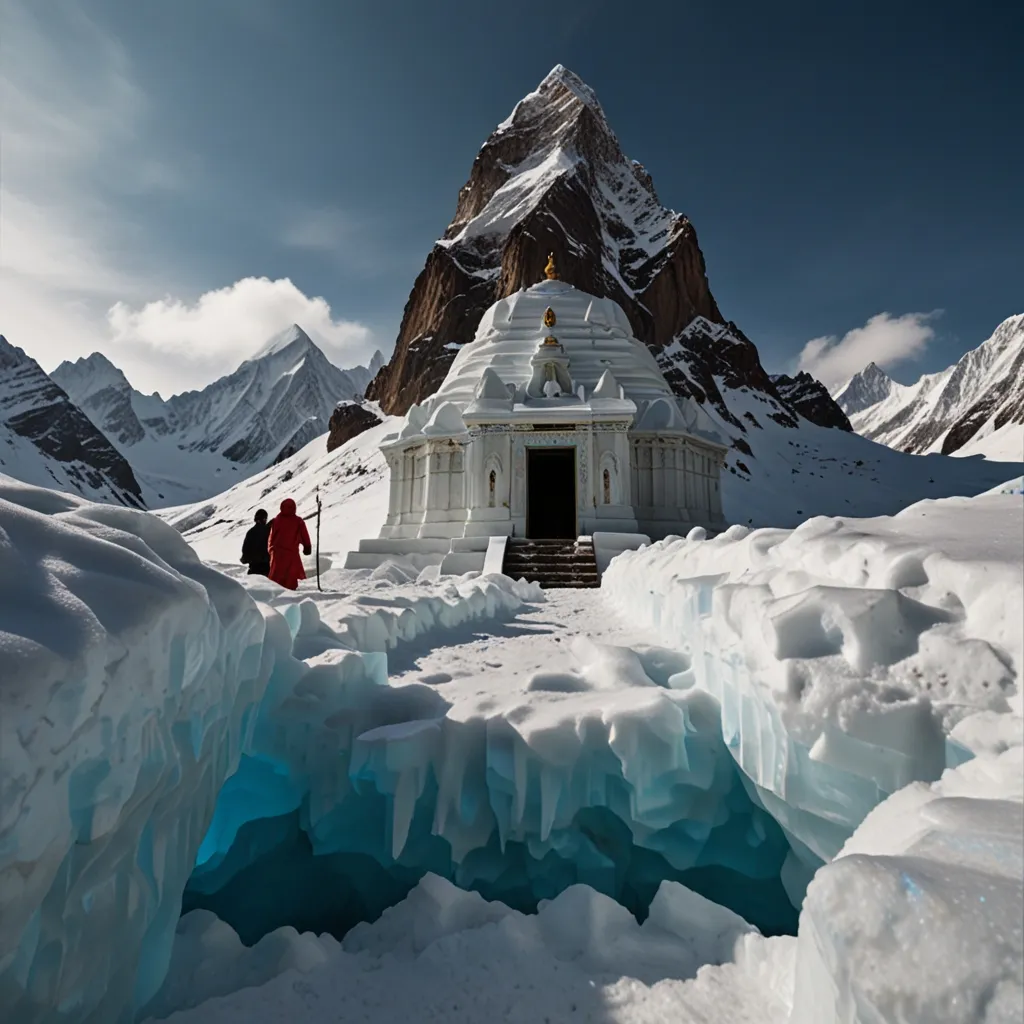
314,487,323,592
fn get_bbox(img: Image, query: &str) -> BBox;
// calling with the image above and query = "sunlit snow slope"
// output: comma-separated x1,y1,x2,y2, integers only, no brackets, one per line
835,313,1024,460
163,399,1023,567
162,416,397,564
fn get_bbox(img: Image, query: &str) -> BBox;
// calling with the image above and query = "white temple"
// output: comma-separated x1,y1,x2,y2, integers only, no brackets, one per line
346,256,728,575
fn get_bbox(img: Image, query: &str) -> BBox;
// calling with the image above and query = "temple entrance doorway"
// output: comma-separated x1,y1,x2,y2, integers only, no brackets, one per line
526,447,576,539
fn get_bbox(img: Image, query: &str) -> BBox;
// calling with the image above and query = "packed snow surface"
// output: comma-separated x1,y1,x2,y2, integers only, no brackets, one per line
151,873,797,1024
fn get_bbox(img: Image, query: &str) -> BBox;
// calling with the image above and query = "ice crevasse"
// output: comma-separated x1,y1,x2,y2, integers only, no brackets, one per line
182,555,799,947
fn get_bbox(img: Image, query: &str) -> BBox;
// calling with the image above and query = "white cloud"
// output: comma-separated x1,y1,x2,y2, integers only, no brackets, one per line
796,312,939,390
0,3,381,397
105,277,380,394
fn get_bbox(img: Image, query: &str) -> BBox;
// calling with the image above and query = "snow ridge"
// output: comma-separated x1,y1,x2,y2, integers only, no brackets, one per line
836,313,1024,461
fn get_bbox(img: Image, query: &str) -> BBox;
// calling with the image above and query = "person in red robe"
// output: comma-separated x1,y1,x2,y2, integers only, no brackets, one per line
267,498,312,590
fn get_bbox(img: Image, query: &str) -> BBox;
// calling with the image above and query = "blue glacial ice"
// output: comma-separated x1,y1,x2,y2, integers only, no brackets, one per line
182,600,801,945
8,475,1018,1024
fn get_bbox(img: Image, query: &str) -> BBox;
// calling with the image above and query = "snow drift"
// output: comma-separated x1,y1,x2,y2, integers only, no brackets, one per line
603,489,1023,897
793,745,1023,1023
148,744,1022,1024
0,476,267,1023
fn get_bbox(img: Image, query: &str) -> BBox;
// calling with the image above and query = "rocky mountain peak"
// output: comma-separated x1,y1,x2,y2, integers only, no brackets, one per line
53,351,132,399
367,349,386,376
834,361,899,416
251,323,317,361
840,313,1024,459
0,335,144,506
367,66,727,416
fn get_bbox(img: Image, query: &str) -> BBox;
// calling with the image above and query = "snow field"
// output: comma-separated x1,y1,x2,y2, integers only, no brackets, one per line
604,494,1022,861
152,872,797,1024
0,477,267,1023
6,465,1022,1023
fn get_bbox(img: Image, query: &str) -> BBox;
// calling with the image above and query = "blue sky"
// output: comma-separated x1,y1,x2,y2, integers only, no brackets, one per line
2,0,1021,395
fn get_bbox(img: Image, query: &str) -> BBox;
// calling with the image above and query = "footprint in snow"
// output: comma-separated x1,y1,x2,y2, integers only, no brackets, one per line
419,672,453,685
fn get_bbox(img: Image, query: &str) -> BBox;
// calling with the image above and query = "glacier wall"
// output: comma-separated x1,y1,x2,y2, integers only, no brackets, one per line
0,480,267,1024
602,498,1022,900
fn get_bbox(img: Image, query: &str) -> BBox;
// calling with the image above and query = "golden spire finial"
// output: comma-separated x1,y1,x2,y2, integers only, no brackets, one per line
544,252,558,280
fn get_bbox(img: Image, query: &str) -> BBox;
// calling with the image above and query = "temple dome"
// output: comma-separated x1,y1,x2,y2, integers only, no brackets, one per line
429,279,679,409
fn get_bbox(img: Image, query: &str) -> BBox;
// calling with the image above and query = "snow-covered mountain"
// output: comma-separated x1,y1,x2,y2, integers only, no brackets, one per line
52,327,385,508
0,336,144,506
366,64,847,445
835,314,1024,461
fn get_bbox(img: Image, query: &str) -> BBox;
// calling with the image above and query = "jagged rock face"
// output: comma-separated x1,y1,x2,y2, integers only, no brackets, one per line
325,403,383,454
0,337,144,506
367,65,725,415
836,314,1024,456
771,372,852,431
51,352,150,446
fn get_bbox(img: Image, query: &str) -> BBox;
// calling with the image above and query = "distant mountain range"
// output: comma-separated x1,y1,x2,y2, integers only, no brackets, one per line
2,65,1019,525
161,68,1022,556
0,327,382,509
835,314,1024,462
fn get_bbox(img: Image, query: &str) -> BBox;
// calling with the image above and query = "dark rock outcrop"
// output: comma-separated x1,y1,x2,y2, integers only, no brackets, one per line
0,336,145,506
326,403,382,454
771,372,853,431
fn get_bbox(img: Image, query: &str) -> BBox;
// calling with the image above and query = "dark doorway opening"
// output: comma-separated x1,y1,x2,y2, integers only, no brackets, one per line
527,446,576,538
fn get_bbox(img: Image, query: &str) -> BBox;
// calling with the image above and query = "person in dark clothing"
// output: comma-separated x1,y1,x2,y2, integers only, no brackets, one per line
240,509,271,576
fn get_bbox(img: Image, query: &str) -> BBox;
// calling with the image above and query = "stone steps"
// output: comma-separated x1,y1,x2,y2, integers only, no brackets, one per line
502,538,600,589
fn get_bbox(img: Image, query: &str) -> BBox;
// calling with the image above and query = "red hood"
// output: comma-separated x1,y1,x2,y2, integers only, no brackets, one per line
279,498,297,516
